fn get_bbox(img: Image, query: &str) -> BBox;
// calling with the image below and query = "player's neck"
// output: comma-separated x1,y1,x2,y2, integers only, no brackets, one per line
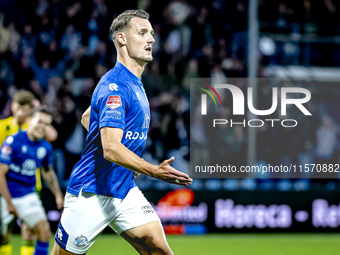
12,116,24,127
27,131,39,142
117,55,145,78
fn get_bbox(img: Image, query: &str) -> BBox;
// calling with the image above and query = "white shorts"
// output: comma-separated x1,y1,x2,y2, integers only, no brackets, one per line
12,192,47,228
55,187,160,254
1,193,46,233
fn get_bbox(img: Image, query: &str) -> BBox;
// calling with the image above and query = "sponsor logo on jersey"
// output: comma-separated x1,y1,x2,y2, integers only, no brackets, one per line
105,110,121,120
9,163,20,172
6,136,13,144
106,96,122,110
21,159,36,176
22,145,27,153
1,145,12,155
109,83,118,91
125,131,148,140
37,147,46,159
74,235,88,248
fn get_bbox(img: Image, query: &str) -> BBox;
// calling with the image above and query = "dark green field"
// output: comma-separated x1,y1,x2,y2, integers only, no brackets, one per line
8,233,340,255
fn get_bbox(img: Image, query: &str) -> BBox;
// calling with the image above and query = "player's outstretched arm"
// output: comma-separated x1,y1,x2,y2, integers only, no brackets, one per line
41,166,64,209
101,127,192,186
81,106,91,131
0,163,18,216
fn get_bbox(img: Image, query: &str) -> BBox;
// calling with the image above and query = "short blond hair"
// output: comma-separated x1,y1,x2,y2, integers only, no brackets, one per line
12,90,35,106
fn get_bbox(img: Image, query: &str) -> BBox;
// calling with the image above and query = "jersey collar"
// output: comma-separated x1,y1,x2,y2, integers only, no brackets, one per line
115,61,142,84
24,131,41,145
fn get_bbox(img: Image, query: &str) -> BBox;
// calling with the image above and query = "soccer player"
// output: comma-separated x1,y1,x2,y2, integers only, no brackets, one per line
0,106,63,255
0,90,57,146
52,10,192,255
0,90,58,255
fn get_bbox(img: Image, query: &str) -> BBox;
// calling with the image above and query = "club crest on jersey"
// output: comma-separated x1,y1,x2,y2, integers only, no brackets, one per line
109,83,118,91
74,235,88,248
37,147,46,159
22,145,27,153
106,96,122,110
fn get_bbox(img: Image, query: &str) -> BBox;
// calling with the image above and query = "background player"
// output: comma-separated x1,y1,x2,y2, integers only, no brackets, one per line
0,90,58,255
52,10,192,255
0,106,63,255
0,90,57,145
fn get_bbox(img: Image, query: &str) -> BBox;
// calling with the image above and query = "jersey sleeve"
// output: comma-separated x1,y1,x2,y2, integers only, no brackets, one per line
42,143,53,168
0,136,15,166
98,84,131,130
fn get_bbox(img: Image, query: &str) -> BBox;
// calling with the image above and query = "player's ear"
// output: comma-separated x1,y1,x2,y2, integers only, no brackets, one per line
117,32,126,46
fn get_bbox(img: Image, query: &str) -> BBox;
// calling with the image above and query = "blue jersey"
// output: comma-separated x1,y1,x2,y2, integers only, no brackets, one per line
67,62,150,199
0,131,53,198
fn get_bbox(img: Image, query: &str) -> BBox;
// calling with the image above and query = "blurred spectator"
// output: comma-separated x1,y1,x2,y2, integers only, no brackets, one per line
61,24,82,56
315,116,339,164
29,53,59,93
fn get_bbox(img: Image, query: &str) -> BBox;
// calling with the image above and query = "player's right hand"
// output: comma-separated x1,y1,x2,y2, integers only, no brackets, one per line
7,202,18,217
155,156,193,186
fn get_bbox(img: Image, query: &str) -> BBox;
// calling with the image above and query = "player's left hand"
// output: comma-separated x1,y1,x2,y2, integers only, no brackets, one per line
55,193,64,210
155,156,193,186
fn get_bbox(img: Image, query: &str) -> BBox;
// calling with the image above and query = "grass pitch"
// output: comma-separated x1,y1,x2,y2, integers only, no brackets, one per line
8,233,340,255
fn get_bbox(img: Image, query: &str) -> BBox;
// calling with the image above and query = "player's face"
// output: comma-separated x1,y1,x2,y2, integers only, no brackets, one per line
125,18,155,63
29,112,52,140
11,102,32,125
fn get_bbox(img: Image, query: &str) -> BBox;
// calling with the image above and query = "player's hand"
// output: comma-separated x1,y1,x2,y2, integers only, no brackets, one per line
7,202,18,217
55,193,64,210
154,156,192,186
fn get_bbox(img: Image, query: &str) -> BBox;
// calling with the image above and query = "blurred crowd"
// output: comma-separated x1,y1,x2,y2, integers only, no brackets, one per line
0,0,340,191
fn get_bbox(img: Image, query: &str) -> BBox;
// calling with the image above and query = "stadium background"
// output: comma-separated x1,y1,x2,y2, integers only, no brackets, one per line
1,0,340,254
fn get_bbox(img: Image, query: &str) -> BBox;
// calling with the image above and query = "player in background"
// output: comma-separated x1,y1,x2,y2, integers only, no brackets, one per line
52,10,192,255
0,106,63,255
0,90,58,255
0,90,58,145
